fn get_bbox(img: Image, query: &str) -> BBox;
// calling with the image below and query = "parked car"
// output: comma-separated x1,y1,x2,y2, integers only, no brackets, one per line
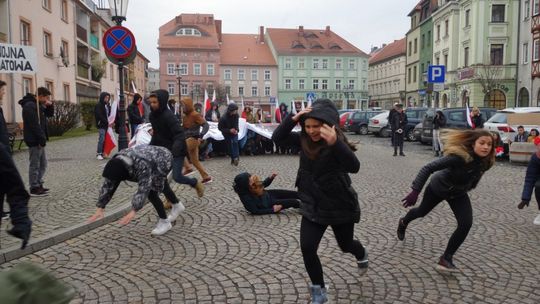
339,111,354,130
368,111,391,137
421,107,498,144
412,122,423,142
404,107,428,141
345,110,384,134
484,107,540,143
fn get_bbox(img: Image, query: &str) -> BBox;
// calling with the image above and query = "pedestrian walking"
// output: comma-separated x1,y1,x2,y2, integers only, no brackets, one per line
94,92,112,160
397,129,495,272
127,93,145,136
391,104,407,156
433,110,446,156
218,103,240,166
272,99,367,304
19,87,53,196
88,145,185,235
518,136,540,225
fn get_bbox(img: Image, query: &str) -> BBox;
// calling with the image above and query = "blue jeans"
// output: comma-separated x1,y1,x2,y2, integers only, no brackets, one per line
227,135,239,160
28,146,47,189
172,156,197,187
97,128,106,155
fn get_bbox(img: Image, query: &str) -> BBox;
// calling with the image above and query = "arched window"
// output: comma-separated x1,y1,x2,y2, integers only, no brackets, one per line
175,28,202,37
461,90,469,107
484,89,506,109
518,87,529,107
442,93,448,108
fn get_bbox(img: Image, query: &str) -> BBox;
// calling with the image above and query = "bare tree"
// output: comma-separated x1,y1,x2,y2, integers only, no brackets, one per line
475,65,503,96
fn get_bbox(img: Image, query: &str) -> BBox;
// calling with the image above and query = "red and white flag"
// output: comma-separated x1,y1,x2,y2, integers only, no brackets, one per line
212,89,217,102
290,100,297,115
274,97,281,123
203,89,211,114
103,97,118,156
466,102,474,128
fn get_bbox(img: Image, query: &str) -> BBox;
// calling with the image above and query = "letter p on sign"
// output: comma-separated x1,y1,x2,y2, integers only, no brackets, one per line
428,65,445,83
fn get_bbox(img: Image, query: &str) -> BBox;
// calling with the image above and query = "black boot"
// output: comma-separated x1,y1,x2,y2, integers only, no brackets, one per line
393,147,398,156
397,218,407,241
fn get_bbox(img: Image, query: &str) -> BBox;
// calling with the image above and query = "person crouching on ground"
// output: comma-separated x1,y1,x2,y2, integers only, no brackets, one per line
518,136,540,225
233,172,300,215
87,145,185,235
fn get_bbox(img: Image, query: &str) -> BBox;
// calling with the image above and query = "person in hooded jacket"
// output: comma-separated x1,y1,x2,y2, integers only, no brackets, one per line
398,129,495,272
94,92,112,160
233,172,300,215
433,110,447,157
218,103,240,166
181,97,211,184
148,90,204,198
127,93,145,136
272,99,367,304
518,136,540,225
19,87,54,197
205,102,220,122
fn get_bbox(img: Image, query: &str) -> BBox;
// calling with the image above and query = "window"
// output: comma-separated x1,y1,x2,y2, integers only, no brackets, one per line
535,0,540,16
299,79,305,90
492,5,505,22
181,84,188,96
445,20,449,37
313,58,319,69
421,34,425,49
408,68,411,84
20,21,31,45
408,41,412,56
524,1,530,20
43,31,52,57
264,70,271,80
322,59,328,69
427,31,431,46
413,66,417,82
179,63,188,75
421,63,425,74
167,83,175,95
444,54,448,67
414,38,417,53
348,80,355,90
534,39,540,61
167,63,175,75
238,69,245,80
464,47,469,67
312,79,319,90
238,86,244,96
285,58,291,69
251,69,258,80
194,63,201,75
224,69,231,80
335,79,341,90
61,0,68,21
207,64,215,76
523,43,529,64
348,59,356,70
465,9,470,27
225,86,231,95
61,40,69,61
264,86,270,96
298,58,305,69
322,79,328,90
42,0,51,11
63,83,70,101
175,28,202,36
336,59,342,69
436,56,440,65
251,86,258,96
22,77,33,95
437,25,441,40
285,79,292,90
490,44,504,65
45,80,54,98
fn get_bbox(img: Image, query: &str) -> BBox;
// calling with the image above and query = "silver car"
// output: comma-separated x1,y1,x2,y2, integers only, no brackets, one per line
368,111,391,137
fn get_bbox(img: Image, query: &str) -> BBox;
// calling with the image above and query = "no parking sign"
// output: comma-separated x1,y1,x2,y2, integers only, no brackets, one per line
102,26,136,65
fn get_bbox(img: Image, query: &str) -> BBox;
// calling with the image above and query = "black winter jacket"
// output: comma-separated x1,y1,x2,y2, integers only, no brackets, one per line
471,114,484,129
127,102,145,125
521,153,540,202
411,154,487,198
0,107,9,147
433,112,447,130
391,111,408,133
272,108,360,225
233,172,277,215
218,103,239,138
19,94,53,147
149,89,185,157
94,92,111,129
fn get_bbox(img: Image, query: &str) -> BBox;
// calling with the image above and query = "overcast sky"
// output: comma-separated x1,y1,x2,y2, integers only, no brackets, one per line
122,0,419,68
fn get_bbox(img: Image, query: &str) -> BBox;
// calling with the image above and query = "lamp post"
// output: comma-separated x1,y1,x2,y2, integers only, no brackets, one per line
175,65,182,101
109,0,129,150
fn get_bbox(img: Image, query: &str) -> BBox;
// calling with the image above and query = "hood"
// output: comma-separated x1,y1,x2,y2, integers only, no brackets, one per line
18,93,36,107
302,98,339,127
182,97,195,114
233,172,251,194
226,103,239,115
99,92,110,105
279,103,288,111
151,89,169,114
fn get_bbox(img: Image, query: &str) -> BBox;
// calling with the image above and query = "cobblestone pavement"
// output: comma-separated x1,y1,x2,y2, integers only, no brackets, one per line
1,133,539,303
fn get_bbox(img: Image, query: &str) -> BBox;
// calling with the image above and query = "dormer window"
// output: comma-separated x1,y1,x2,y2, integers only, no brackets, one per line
328,42,342,50
292,40,306,49
310,42,323,49
304,32,318,39
176,28,202,36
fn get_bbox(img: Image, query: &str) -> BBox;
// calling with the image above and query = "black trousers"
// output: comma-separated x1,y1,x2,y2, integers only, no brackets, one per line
535,181,540,210
300,216,365,288
403,185,473,260
267,189,300,209
394,132,404,153
147,181,178,219
0,143,30,228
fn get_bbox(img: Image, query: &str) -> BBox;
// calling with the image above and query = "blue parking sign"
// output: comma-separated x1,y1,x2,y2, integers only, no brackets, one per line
427,65,445,83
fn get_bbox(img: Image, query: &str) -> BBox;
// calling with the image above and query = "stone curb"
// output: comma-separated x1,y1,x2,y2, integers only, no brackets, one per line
0,202,132,264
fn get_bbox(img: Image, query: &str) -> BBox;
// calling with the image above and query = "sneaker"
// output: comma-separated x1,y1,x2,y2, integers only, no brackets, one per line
183,169,195,176
194,180,205,198
151,218,172,236
400,152,406,156
308,284,328,304
39,185,50,193
435,256,460,273
167,202,185,222
534,213,540,225
202,176,213,184
97,154,104,160
397,218,407,241
233,158,239,166
30,187,48,197
357,247,369,271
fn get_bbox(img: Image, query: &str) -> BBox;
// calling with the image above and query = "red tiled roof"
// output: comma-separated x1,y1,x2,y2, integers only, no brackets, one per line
220,34,277,66
158,14,221,50
368,38,406,65
266,27,368,56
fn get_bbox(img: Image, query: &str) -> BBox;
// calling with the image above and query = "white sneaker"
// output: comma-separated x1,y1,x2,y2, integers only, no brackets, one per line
97,155,104,160
534,213,540,225
151,219,172,235
167,202,185,222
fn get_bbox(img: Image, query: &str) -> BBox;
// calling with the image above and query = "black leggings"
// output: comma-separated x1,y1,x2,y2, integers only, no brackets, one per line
267,189,300,209
403,185,473,260
300,216,365,288
148,181,178,219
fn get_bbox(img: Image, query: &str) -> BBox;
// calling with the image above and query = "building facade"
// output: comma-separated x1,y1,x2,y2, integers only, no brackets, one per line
146,67,159,93
368,38,407,110
418,0,438,107
527,0,540,106
405,3,422,106
266,26,369,111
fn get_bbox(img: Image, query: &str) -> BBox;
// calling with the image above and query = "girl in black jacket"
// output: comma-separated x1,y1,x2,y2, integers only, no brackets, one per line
398,129,495,272
272,99,367,304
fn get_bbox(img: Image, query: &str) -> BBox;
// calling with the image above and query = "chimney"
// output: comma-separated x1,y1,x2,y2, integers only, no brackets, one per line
371,46,379,53
382,43,387,48
258,26,264,44
215,19,222,43
325,26,330,36
299,25,304,36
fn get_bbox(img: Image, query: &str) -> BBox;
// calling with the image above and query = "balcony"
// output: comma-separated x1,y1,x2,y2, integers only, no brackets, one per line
89,34,99,50
77,24,87,42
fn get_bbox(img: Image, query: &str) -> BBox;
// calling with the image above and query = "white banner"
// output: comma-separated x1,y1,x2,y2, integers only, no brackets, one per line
0,43,38,74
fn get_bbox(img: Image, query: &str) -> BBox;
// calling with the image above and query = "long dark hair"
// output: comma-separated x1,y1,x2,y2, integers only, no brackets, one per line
442,129,495,169
300,122,357,160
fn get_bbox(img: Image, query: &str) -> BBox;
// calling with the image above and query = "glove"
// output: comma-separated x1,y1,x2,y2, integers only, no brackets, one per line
518,200,529,209
401,189,420,208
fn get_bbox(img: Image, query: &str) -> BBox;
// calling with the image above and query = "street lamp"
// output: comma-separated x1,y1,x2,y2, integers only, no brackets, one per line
175,65,182,100
108,0,129,150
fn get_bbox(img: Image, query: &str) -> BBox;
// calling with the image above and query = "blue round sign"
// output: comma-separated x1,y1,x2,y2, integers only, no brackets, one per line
103,26,136,59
